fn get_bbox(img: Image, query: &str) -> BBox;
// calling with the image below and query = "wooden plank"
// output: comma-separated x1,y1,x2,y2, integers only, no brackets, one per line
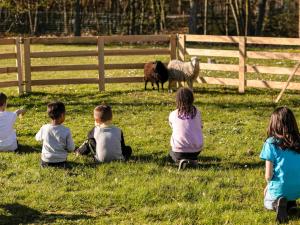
105,63,147,70
200,63,239,72
30,50,98,58
105,77,144,83
0,53,16,59
31,64,98,72
30,37,98,44
105,49,170,56
98,37,105,91
196,76,239,86
246,65,300,75
247,79,300,90
0,39,16,45
186,48,239,57
178,34,185,61
170,34,177,60
185,35,239,43
102,35,170,43
247,51,300,60
247,37,300,46
0,81,18,87
31,78,98,86
239,36,246,93
15,37,24,95
0,67,18,74
24,38,32,92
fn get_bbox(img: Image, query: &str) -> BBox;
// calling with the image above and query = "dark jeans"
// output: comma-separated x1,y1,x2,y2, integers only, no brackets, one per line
41,160,69,168
169,150,200,163
76,128,132,161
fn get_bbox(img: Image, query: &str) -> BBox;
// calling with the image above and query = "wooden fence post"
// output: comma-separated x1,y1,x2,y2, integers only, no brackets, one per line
15,37,24,95
178,34,186,61
170,35,177,60
238,36,246,93
97,36,105,91
24,38,32,93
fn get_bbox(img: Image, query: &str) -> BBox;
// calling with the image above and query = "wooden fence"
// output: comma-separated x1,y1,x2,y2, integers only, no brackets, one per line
1,35,300,94
180,34,300,93
0,38,23,94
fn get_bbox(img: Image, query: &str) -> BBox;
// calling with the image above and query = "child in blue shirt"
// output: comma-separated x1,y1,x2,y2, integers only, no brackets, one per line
260,107,300,223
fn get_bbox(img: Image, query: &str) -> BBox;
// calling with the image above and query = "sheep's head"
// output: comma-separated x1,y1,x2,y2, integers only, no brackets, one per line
191,57,199,67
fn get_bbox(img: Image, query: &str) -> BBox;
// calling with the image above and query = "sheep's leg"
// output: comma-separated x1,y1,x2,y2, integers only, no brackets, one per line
161,83,164,91
168,80,174,93
145,81,148,90
151,82,155,90
187,80,194,91
156,81,160,92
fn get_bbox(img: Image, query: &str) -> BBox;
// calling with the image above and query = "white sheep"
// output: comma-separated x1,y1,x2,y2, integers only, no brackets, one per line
167,57,200,92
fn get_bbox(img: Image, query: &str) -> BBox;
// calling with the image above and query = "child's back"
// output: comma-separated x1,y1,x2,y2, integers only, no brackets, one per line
0,111,18,151
94,125,124,162
36,124,74,163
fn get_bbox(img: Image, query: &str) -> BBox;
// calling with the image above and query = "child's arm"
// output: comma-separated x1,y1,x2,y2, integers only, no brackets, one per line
35,127,43,142
265,160,273,182
66,131,75,151
15,109,26,117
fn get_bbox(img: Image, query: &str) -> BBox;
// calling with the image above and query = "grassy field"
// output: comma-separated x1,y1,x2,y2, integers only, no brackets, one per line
1,44,300,224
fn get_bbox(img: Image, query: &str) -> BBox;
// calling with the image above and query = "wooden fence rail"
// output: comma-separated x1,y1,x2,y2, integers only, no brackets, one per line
0,38,23,94
181,34,300,93
1,34,300,94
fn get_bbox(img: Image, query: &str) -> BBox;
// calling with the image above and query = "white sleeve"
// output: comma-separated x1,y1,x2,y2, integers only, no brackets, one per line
35,127,43,142
168,112,173,128
66,130,75,151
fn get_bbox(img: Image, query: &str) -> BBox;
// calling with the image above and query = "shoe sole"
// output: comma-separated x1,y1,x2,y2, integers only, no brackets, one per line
276,197,288,223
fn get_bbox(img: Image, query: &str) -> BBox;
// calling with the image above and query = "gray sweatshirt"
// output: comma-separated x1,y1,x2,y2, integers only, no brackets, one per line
36,124,75,163
94,125,124,162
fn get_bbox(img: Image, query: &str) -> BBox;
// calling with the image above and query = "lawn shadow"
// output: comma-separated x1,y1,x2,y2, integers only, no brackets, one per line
0,203,92,225
15,144,40,154
289,208,300,223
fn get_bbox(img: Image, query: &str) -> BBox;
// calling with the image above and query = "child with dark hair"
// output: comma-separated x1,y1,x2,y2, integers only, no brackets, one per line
169,87,203,170
260,107,300,223
76,104,132,163
0,92,26,151
35,101,75,168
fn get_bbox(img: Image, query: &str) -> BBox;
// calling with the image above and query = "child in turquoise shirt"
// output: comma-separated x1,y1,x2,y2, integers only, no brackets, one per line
260,107,300,223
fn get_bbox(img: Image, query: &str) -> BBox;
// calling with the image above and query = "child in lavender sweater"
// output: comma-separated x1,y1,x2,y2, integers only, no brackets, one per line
169,87,203,169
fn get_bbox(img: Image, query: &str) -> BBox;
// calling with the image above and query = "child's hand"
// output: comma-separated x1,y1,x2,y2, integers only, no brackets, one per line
15,108,27,117
264,185,268,196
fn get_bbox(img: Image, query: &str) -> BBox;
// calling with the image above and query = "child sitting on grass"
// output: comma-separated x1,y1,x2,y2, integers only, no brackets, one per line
35,101,75,168
0,92,26,152
75,104,132,163
260,107,300,223
169,87,203,170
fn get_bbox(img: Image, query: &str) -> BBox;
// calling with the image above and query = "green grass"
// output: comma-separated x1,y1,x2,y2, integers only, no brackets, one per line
2,44,300,224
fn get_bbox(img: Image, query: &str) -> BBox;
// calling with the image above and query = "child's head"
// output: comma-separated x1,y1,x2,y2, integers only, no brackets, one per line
47,101,65,124
0,92,7,110
94,104,112,124
176,87,196,119
268,107,300,152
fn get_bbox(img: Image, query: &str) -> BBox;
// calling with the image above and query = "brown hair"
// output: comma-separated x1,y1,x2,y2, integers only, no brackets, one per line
47,102,65,120
0,92,7,107
176,87,196,119
267,107,300,153
94,104,112,122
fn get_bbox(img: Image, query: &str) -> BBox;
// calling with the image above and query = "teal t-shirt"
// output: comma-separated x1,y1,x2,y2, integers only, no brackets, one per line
260,137,300,201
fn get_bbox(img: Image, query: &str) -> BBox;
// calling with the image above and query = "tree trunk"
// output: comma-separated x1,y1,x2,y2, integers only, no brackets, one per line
63,0,68,35
160,0,166,32
140,0,144,34
189,0,197,34
229,0,240,35
225,0,229,35
27,1,33,34
177,0,182,14
74,0,81,36
255,0,267,36
204,0,208,34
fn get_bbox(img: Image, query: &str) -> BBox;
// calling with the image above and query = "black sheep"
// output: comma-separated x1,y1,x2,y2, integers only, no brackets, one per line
144,61,169,91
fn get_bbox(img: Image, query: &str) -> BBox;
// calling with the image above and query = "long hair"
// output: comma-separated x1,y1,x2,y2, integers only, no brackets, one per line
176,87,196,119
267,107,300,153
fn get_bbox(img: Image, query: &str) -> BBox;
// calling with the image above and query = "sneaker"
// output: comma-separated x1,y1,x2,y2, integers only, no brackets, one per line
276,197,288,223
178,159,189,171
